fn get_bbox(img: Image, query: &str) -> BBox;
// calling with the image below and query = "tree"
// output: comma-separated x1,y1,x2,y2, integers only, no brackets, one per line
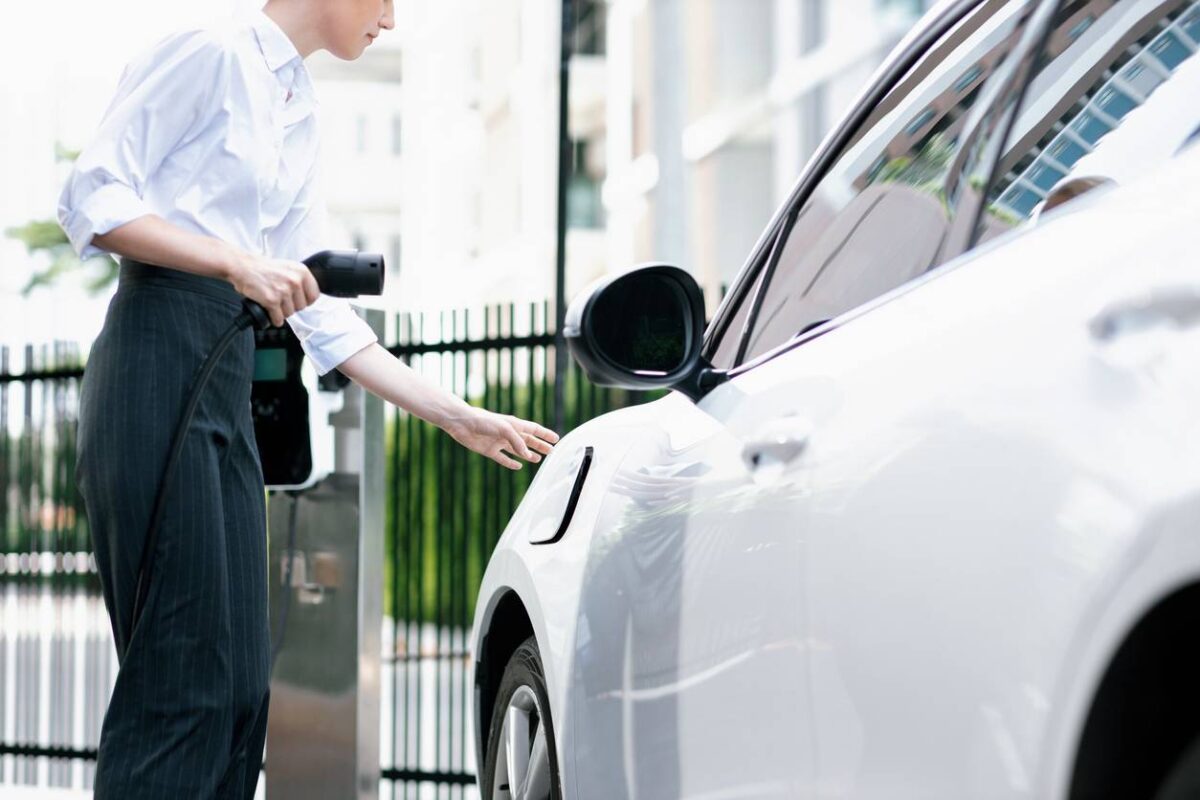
4,144,118,296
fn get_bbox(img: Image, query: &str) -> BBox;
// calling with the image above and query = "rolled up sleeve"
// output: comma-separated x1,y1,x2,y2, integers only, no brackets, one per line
286,296,378,376
57,29,231,260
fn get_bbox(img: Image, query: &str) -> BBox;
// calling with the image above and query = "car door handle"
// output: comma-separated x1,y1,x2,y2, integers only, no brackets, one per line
742,417,812,470
1090,288,1200,341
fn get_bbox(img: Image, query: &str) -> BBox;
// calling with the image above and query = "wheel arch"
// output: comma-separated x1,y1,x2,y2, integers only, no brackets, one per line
1068,581,1200,798
474,588,535,776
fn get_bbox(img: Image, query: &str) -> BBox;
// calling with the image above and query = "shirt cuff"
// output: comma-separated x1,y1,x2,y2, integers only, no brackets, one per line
61,182,152,260
286,296,379,376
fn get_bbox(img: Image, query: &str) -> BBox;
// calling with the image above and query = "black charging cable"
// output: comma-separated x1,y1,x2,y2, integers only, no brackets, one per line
128,300,269,633
125,249,383,785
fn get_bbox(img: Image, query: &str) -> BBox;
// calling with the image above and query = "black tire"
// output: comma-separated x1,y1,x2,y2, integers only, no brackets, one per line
481,636,563,800
1155,736,1200,800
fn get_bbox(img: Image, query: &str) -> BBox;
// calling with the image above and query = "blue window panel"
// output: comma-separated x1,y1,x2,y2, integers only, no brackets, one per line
906,108,935,136
1150,31,1191,69
1002,185,1042,217
1068,15,1095,41
1027,161,1066,192
1048,136,1087,166
1121,60,1165,97
867,154,888,183
954,65,984,93
1070,110,1112,144
1095,87,1137,120
1181,9,1200,43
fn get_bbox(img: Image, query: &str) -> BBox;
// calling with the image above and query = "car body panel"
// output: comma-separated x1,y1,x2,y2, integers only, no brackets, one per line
470,0,1200,792
473,142,1200,797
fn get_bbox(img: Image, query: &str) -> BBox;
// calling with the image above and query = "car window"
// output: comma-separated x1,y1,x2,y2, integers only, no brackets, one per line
710,0,1040,370
978,0,1200,237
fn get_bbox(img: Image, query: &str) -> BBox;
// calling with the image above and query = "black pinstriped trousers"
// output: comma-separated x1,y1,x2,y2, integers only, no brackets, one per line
76,260,270,799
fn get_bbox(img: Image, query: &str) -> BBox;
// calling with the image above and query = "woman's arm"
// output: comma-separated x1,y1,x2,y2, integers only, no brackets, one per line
93,216,320,328
337,343,558,470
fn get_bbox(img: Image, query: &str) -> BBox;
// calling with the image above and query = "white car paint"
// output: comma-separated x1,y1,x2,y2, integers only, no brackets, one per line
471,17,1200,800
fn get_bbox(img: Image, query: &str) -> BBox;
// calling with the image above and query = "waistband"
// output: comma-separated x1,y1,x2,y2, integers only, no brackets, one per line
117,259,243,307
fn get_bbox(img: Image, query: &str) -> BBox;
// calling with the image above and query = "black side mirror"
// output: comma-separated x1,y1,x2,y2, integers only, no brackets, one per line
564,263,706,394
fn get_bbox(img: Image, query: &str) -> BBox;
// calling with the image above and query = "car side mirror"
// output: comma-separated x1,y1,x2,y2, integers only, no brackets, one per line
564,263,707,395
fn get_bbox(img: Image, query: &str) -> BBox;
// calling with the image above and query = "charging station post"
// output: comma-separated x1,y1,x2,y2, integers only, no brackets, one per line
263,308,385,799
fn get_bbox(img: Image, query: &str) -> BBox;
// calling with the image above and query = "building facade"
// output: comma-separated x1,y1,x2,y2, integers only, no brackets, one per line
396,0,935,316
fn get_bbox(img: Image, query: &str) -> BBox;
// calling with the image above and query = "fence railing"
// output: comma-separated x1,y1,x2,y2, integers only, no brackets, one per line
0,301,664,797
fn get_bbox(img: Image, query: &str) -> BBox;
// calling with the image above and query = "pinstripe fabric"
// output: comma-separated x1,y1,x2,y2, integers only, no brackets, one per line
76,260,270,799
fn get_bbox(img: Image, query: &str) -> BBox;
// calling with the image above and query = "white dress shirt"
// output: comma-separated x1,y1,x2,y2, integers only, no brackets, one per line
57,11,377,376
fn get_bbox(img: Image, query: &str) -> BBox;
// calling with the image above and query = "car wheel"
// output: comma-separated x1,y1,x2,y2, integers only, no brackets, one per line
1155,736,1200,800
482,636,562,800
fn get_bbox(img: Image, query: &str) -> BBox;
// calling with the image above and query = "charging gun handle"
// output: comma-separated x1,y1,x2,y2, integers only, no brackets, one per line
242,300,273,331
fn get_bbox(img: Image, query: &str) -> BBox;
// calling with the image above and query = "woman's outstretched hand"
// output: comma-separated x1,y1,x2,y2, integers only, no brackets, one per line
445,408,559,470
335,344,560,470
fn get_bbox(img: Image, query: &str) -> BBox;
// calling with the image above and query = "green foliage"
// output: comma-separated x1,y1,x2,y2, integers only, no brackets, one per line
871,132,956,202
1,344,663,624
5,219,119,296
4,145,119,296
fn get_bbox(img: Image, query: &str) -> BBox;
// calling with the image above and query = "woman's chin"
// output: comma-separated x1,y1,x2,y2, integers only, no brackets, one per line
328,42,368,62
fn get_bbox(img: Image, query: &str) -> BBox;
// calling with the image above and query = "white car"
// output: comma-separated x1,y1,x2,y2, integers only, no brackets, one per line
470,1,1200,798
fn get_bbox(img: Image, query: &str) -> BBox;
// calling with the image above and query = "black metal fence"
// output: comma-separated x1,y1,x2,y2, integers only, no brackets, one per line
0,302,660,796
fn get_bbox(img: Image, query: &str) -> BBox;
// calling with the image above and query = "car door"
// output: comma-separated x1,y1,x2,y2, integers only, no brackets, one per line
566,1,1052,796
736,1,1200,796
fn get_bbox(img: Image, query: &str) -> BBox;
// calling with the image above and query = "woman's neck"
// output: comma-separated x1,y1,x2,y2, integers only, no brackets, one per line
261,0,324,60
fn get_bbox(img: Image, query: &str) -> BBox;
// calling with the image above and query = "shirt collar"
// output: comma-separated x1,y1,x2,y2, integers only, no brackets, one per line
247,9,319,118
250,9,302,73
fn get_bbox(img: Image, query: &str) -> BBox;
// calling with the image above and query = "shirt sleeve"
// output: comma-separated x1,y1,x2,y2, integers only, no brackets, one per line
279,154,379,376
57,29,232,260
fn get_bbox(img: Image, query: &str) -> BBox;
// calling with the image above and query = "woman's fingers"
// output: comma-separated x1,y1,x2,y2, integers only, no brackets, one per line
523,432,553,456
292,286,309,317
491,447,523,470
302,270,321,305
503,425,534,460
529,423,560,445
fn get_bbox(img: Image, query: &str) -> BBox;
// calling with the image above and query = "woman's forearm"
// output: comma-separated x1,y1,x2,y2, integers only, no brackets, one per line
338,342,558,469
92,216,320,326
92,215,245,282
337,342,474,433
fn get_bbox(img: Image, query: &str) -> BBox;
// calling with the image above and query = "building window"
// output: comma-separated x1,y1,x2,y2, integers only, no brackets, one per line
566,138,604,229
356,115,368,154
389,235,402,280
876,0,926,18
573,0,607,56
801,0,825,55
905,108,935,136
391,114,402,156
1068,15,1095,41
954,64,984,93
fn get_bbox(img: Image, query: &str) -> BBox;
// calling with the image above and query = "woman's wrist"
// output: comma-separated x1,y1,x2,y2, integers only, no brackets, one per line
436,396,478,437
216,243,251,288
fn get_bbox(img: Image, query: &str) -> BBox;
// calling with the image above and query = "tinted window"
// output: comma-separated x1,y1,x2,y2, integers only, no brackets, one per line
982,0,1200,233
711,0,1037,369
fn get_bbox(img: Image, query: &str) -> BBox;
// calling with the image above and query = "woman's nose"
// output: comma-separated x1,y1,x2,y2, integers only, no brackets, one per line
380,8,396,30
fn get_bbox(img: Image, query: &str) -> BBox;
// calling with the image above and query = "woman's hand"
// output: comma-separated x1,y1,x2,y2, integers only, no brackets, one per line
444,407,559,470
336,344,560,470
228,252,321,327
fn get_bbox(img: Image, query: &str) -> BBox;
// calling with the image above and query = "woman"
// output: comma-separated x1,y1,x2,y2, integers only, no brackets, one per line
56,1,557,796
